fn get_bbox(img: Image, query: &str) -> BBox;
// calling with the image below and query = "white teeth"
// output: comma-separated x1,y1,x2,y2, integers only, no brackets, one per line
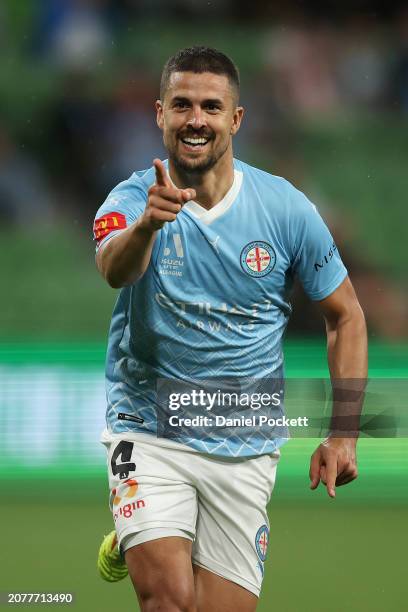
182,138,208,145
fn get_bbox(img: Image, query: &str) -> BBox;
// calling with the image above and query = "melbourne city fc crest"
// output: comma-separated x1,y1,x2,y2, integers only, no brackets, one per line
240,241,276,277
255,524,269,562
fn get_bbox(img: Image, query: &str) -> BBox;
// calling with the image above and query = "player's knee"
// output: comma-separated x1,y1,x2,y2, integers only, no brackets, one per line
137,576,196,612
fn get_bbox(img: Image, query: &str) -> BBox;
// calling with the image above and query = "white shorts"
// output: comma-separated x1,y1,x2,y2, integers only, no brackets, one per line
102,431,279,597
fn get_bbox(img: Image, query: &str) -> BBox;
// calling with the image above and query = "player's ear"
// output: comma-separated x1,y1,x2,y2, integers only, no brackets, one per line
156,100,164,130
230,106,244,135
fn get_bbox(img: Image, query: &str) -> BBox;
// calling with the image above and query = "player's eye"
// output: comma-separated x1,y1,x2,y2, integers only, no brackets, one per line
205,104,220,112
174,102,188,109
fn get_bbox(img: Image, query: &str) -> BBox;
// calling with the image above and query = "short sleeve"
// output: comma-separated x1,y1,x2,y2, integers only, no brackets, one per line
290,188,348,301
93,178,147,251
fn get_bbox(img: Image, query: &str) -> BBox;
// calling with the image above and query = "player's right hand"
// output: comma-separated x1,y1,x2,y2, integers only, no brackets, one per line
139,159,196,232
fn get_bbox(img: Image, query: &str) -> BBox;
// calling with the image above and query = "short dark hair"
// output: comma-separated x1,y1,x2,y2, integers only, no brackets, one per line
160,46,240,103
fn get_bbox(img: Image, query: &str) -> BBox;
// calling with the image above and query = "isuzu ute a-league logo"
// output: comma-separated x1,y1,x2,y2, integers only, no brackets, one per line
159,233,184,277
240,241,276,277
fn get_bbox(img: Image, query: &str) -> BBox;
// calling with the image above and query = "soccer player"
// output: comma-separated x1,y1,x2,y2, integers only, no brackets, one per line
94,46,367,611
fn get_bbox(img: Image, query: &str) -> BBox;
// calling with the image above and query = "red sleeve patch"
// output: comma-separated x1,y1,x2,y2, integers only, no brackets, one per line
93,212,127,244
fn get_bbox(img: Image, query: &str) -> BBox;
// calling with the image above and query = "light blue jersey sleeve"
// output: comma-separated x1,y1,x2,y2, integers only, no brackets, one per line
93,172,149,251
289,186,348,301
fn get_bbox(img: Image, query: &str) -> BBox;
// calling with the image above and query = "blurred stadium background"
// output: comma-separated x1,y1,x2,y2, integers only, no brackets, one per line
0,1,407,610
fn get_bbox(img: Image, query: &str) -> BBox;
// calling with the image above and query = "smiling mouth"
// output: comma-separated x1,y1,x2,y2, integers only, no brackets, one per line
180,137,210,148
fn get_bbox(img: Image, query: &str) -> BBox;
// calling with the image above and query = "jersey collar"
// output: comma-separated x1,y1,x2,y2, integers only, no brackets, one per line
182,169,243,225
160,161,243,226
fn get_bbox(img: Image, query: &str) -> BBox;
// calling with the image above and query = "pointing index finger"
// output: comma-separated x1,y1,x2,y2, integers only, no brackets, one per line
153,158,170,187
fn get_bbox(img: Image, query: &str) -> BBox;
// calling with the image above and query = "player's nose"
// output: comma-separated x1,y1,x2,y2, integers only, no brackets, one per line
186,106,206,129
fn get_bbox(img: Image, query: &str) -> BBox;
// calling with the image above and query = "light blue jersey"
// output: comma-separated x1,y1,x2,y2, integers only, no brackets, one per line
93,159,347,457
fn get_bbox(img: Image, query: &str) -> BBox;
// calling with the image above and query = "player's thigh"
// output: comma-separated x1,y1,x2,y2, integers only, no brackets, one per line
193,565,257,612
192,452,279,600
125,536,196,611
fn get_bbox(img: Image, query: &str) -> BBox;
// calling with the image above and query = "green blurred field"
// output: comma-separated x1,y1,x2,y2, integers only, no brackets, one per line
1,439,407,612
0,341,407,611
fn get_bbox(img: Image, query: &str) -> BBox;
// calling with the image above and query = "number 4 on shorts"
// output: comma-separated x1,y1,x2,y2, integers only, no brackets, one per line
111,441,136,479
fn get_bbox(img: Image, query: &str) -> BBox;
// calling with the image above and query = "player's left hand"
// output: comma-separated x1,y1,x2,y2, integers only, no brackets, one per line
309,437,358,498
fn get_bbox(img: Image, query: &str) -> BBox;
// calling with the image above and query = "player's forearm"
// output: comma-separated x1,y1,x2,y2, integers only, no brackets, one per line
326,304,367,438
97,220,157,288
326,303,367,378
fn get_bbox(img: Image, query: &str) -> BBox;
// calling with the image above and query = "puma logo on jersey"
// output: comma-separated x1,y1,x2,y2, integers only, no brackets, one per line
209,236,220,252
